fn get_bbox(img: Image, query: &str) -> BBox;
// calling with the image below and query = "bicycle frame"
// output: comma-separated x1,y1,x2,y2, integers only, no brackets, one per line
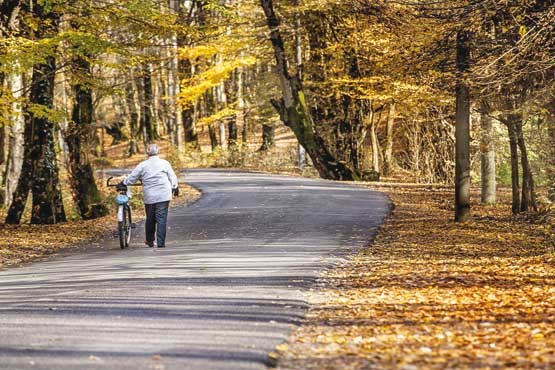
107,176,142,249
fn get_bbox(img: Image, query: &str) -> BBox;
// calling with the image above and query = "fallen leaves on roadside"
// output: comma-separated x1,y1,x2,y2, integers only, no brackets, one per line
0,185,200,268
278,186,555,369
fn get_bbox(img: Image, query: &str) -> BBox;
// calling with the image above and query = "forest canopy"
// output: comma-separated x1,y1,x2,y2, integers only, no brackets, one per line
0,0,553,224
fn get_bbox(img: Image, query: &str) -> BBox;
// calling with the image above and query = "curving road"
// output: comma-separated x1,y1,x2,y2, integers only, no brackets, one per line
0,169,389,370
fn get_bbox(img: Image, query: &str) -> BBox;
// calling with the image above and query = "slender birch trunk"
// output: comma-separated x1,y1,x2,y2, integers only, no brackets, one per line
383,103,395,176
4,69,25,207
479,101,496,204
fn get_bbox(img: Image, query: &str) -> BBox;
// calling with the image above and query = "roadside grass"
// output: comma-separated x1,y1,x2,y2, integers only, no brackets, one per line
277,185,555,369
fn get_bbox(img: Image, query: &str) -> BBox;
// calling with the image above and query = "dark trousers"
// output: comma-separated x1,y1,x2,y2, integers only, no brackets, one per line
145,201,170,247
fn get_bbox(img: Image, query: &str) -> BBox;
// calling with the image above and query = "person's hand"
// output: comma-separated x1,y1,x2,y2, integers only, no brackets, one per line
172,187,180,197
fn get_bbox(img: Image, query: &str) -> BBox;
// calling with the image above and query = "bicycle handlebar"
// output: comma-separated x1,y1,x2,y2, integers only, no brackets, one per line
106,176,142,187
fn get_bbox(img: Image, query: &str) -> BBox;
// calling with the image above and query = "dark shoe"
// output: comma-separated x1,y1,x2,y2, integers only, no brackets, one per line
157,245,165,248
145,241,154,248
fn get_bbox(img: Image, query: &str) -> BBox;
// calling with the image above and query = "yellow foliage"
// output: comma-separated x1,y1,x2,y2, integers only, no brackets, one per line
178,56,256,106
196,107,238,128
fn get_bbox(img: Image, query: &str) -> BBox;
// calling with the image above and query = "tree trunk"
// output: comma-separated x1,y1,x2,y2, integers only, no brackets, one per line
219,121,227,149
227,73,239,147
66,56,107,220
1,2,24,207
182,61,199,147
5,117,32,224
454,30,471,222
149,62,162,138
105,123,126,145
241,117,249,144
183,104,199,147
383,103,395,176
125,71,140,156
140,63,156,148
548,118,555,202
228,119,238,146
208,124,218,151
236,66,245,147
515,115,536,212
215,84,227,149
4,69,25,207
506,115,520,214
294,0,306,168
179,0,200,149
168,0,184,153
368,108,380,174
479,101,496,204
260,0,357,180
7,56,66,224
29,56,66,224
259,123,275,151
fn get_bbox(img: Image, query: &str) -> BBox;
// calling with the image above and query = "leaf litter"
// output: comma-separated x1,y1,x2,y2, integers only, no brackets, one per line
0,185,200,268
278,185,555,369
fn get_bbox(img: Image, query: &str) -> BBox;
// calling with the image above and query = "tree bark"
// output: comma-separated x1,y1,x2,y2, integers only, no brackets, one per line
66,56,107,219
514,115,536,212
228,118,238,146
368,107,380,174
7,55,66,224
226,73,239,147
125,70,140,156
260,0,357,180
168,0,184,154
259,123,275,151
140,63,156,148
149,62,162,138
215,84,227,149
29,56,66,224
204,90,218,151
454,30,471,222
182,63,199,147
5,115,32,224
180,1,200,149
1,1,23,207
105,123,126,145
208,124,218,151
383,102,395,176
506,114,520,214
479,101,496,204
236,66,247,146
548,117,555,202
183,104,199,147
293,0,306,167
4,69,25,207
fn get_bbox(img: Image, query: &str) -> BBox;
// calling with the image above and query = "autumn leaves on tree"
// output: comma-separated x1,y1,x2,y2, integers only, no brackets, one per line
0,0,554,225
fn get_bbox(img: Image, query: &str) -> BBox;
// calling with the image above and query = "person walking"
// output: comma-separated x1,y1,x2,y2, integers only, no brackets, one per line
122,144,179,248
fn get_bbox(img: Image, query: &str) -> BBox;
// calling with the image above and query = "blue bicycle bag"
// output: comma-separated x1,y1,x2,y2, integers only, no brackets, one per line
115,194,129,205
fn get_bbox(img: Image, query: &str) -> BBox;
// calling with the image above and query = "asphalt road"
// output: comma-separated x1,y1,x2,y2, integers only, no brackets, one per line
0,169,390,370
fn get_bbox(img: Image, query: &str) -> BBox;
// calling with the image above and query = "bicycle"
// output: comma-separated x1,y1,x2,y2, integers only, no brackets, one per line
107,176,141,249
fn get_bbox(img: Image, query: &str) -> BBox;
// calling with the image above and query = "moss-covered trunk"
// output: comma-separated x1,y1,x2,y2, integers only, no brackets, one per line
260,0,357,181
7,55,66,224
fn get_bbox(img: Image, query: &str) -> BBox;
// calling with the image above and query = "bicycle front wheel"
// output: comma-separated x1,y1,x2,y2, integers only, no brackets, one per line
118,205,132,249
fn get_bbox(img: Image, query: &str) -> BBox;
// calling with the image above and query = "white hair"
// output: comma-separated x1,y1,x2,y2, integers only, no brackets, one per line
146,143,159,156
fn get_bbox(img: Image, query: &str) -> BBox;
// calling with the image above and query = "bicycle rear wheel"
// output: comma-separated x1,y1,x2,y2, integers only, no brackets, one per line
118,205,132,249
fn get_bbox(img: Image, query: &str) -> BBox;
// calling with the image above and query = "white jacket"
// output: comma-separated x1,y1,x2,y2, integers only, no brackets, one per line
124,156,178,204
